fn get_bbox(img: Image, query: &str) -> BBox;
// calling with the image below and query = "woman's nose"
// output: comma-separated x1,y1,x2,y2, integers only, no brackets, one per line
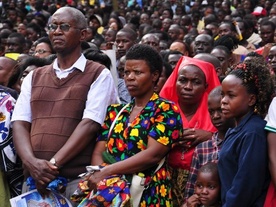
184,81,193,90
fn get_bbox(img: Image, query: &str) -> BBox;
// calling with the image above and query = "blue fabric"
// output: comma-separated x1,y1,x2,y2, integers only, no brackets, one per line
26,176,67,193
218,112,270,207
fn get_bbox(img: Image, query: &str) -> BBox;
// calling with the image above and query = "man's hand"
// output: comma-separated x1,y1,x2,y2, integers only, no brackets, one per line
25,158,59,187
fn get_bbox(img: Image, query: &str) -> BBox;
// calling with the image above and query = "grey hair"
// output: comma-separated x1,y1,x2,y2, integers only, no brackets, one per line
55,7,87,29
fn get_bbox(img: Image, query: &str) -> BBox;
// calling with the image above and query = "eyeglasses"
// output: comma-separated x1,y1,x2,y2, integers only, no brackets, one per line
48,23,76,32
34,49,51,54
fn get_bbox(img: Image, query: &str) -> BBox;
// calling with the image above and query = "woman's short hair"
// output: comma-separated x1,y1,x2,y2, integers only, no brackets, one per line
35,36,55,54
125,44,163,75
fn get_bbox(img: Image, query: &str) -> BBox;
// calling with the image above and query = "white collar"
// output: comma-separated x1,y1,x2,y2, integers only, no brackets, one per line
53,54,87,72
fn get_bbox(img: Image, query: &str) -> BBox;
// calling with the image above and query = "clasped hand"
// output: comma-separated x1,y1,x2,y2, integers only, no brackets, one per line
25,158,59,197
178,128,212,149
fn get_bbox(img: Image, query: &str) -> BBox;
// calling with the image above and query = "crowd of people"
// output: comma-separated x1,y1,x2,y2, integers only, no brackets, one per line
0,0,276,206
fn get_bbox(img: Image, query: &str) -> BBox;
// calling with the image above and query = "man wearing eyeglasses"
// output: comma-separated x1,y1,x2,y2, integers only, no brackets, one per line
11,7,118,206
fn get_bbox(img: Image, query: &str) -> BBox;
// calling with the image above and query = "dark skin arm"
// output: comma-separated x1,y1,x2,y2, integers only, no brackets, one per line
91,141,105,166
13,121,59,194
13,118,100,195
88,137,169,189
268,132,276,187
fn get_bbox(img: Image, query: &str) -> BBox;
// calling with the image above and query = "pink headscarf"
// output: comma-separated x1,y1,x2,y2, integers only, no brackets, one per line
160,56,221,169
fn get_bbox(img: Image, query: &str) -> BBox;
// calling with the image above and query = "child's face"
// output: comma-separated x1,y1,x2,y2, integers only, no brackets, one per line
208,96,224,131
221,74,255,125
195,171,220,206
208,95,235,132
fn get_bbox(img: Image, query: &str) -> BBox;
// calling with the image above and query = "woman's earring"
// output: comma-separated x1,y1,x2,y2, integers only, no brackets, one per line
254,106,258,113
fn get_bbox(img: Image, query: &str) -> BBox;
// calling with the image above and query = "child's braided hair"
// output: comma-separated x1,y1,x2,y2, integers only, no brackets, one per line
229,59,275,118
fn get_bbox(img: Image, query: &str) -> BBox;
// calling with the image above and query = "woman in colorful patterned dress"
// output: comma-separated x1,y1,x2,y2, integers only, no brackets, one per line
88,44,183,206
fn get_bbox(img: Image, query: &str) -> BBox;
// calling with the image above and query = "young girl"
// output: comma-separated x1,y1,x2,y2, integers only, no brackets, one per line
184,162,221,207
218,59,275,206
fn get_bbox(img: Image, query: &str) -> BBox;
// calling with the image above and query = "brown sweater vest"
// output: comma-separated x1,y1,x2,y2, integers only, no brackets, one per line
30,60,104,178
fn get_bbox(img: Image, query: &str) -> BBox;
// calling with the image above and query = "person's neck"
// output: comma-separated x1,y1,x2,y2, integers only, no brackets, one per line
179,102,199,121
217,130,227,140
57,51,82,70
134,91,154,108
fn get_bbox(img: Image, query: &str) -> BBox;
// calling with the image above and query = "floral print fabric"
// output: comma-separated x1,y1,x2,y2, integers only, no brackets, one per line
97,93,183,206
0,90,16,169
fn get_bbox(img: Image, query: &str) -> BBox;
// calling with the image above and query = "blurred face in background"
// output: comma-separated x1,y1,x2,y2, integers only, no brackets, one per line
33,42,52,58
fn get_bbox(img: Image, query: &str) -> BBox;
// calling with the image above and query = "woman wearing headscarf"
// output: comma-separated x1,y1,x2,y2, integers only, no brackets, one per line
160,56,221,206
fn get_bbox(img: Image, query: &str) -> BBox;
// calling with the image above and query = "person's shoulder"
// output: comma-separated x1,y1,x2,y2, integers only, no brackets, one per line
118,78,125,85
84,60,109,81
243,114,266,134
195,139,214,151
158,95,177,105
86,60,106,70
157,96,180,111
270,97,276,106
248,114,266,125
33,64,52,74
107,103,126,111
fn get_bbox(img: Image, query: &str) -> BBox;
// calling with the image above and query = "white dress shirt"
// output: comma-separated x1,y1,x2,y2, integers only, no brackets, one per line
12,54,118,125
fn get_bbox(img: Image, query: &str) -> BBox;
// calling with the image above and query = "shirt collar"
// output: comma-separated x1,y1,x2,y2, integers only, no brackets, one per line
225,111,254,137
213,132,224,146
53,54,87,72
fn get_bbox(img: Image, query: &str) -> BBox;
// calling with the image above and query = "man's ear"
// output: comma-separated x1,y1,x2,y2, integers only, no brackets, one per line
216,67,222,77
80,28,87,42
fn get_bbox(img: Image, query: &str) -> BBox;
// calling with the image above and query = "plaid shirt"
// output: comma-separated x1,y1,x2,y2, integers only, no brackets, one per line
184,132,223,202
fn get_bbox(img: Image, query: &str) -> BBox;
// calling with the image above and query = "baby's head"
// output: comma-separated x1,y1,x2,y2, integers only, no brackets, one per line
195,162,221,206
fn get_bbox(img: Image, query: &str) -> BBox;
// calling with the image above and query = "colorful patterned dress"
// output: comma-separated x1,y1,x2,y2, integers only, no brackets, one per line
0,88,17,206
97,93,183,207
